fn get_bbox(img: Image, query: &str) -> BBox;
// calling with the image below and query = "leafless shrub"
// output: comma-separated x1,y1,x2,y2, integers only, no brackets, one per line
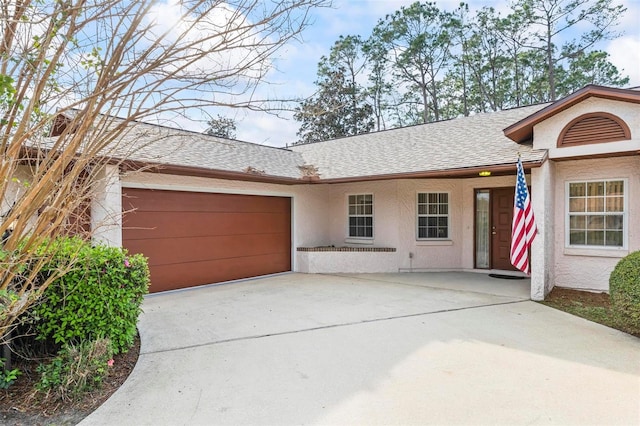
0,0,329,340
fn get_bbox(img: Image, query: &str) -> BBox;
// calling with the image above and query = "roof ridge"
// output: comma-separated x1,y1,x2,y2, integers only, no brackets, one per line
290,102,549,148
130,119,294,152
59,108,293,152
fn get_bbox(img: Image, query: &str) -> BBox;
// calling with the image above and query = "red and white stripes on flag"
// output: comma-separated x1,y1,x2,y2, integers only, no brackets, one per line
510,158,537,275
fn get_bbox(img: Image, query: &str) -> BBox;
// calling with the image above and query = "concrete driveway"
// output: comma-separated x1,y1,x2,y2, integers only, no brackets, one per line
81,273,640,425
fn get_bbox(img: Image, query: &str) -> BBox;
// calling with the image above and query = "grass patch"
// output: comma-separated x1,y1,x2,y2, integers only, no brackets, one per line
542,287,640,338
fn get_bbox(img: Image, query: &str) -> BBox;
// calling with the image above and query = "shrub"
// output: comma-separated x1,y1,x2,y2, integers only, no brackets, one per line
0,358,21,389
37,338,113,401
28,237,149,354
609,250,640,334
0,289,20,324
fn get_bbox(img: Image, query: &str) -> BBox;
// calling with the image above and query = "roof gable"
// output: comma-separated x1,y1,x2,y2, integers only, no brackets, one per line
504,85,640,143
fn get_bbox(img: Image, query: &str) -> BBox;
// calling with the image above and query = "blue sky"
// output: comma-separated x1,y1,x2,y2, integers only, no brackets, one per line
197,0,640,146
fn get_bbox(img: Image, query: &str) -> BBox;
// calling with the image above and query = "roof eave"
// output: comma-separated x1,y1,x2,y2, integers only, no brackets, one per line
306,159,546,184
120,160,305,185
120,157,547,185
504,85,640,143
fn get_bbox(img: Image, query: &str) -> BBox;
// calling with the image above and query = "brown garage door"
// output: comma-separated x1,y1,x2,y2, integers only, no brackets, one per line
122,188,291,292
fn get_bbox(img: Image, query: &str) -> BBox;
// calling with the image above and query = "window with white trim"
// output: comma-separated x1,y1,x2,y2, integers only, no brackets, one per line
417,192,449,239
348,194,373,238
567,180,625,248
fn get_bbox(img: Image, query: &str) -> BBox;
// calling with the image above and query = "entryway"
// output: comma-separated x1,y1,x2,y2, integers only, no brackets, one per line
475,187,518,271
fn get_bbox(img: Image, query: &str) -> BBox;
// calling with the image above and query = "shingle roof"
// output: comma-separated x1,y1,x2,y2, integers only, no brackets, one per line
289,104,549,180
99,119,306,180
53,104,550,181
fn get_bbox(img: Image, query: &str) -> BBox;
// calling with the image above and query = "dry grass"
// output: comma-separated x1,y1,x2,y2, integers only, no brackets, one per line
0,334,139,426
542,287,640,338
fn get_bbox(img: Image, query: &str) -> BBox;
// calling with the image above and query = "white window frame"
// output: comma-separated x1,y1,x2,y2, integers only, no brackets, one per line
564,178,628,250
416,192,450,240
347,193,374,240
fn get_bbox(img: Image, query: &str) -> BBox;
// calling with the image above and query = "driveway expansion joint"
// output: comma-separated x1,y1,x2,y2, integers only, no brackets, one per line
325,273,527,298
140,299,529,356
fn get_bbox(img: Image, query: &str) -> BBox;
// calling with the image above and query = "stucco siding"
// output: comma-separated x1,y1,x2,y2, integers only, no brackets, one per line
1,165,32,212
1,165,38,233
92,165,123,246
324,180,400,248
531,161,556,300
533,98,640,158
320,176,529,273
297,251,398,273
552,156,640,291
104,172,522,275
397,179,463,271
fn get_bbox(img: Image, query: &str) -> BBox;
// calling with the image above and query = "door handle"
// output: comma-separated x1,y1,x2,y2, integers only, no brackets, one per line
492,231,497,235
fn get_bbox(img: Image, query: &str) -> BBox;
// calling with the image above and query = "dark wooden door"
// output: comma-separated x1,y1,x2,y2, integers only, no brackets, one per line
122,189,291,292
491,187,517,271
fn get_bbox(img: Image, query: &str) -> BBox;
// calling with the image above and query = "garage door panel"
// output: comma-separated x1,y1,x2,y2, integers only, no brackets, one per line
122,189,291,292
123,211,290,240
123,189,290,214
148,253,290,292
126,233,290,266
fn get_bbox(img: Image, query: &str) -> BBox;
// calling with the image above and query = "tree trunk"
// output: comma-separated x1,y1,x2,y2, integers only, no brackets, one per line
514,53,521,107
462,58,469,116
421,75,429,123
547,21,556,101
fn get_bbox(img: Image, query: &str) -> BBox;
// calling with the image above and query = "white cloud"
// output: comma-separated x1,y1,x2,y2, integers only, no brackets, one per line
269,42,327,91
144,0,269,81
315,0,414,37
604,0,640,87
617,0,640,29
139,110,206,133
236,110,299,147
607,36,640,87
142,104,299,147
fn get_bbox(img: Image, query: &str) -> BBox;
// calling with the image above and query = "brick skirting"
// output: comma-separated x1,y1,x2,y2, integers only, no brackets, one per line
297,246,396,252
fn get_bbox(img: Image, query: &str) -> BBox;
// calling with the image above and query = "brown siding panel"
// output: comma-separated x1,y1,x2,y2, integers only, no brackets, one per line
122,188,291,292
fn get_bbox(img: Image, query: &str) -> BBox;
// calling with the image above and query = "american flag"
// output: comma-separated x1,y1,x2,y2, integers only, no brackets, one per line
510,158,537,274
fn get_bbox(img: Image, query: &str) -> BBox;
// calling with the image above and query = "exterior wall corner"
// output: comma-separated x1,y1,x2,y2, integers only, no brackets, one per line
91,164,122,247
531,161,555,300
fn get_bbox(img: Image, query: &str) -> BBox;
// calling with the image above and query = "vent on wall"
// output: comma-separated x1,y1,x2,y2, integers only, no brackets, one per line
557,112,631,147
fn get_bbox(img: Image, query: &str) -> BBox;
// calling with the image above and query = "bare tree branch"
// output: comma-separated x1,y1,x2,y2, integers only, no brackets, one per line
0,0,329,339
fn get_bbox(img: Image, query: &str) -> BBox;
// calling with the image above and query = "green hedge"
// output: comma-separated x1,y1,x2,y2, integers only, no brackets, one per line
29,237,149,354
609,250,640,334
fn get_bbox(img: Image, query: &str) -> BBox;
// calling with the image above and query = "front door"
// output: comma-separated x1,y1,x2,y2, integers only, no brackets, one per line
491,188,516,270
475,188,518,271
491,188,517,271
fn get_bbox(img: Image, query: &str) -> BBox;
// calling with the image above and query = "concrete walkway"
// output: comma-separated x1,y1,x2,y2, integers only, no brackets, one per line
81,273,640,425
